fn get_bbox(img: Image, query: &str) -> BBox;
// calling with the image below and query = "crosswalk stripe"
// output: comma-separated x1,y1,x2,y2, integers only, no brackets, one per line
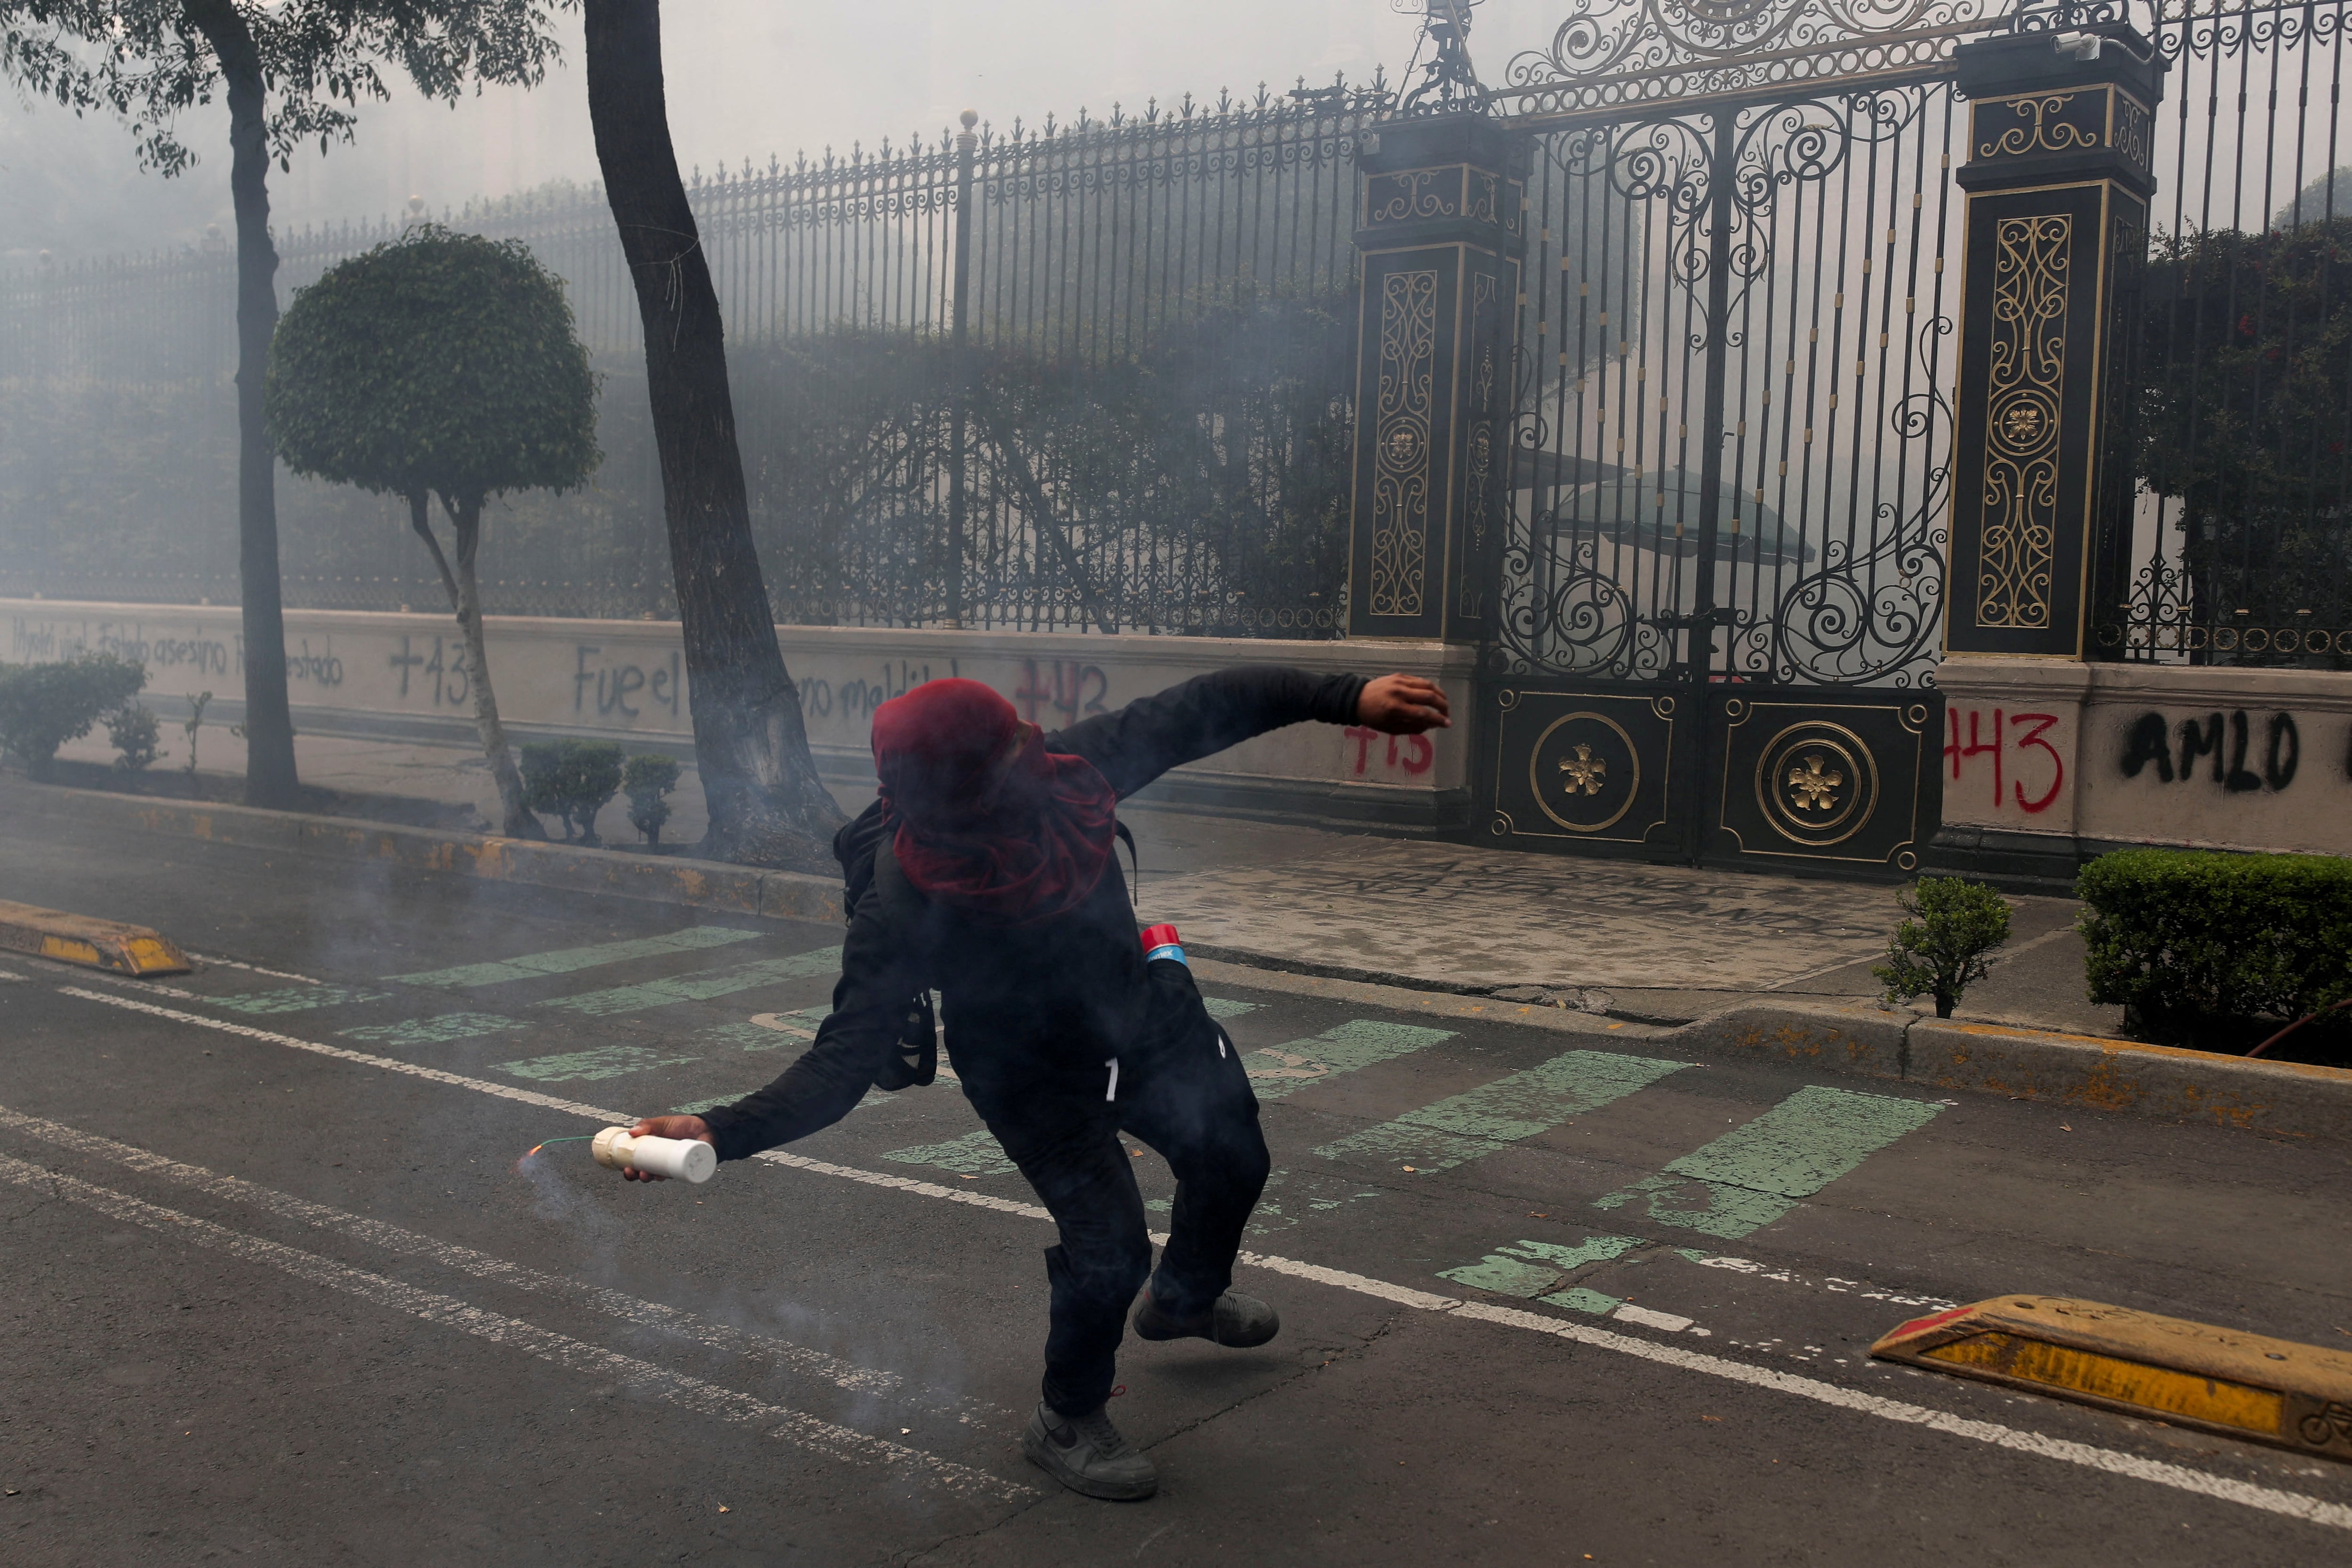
1593,1084,1943,1239
1244,1019,1456,1101
1312,1048,1690,1170
340,1012,525,1047
883,1128,1017,1177
386,926,763,988
536,947,842,1017
493,1045,701,1083
207,984,391,1016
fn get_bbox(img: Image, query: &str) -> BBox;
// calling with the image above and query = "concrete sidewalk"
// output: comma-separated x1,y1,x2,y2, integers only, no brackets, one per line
44,723,2124,1042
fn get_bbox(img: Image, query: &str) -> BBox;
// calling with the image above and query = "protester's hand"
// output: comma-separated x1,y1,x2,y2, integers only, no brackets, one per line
619,1115,714,1182
1357,674,1452,734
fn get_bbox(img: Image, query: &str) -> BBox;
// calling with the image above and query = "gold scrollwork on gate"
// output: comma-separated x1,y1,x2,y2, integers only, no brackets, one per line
1976,93,2099,159
1370,269,1438,618
1461,271,1499,620
1367,167,1463,225
2111,93,2153,173
1977,213,2068,630
1753,721,1880,848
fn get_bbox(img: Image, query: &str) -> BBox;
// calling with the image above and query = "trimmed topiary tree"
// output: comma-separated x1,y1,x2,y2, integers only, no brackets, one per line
1873,877,2012,1019
267,224,599,837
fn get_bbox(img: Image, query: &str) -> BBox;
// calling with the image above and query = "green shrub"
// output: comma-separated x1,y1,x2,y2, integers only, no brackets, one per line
2078,848,2352,1045
621,753,682,846
0,654,148,780
1873,877,2013,1018
107,704,166,772
519,739,626,845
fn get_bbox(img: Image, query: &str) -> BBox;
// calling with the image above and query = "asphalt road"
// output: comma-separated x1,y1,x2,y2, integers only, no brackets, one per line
2,805,2349,1566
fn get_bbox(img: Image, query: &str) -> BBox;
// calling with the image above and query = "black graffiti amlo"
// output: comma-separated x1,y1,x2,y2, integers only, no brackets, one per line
2119,710,2298,792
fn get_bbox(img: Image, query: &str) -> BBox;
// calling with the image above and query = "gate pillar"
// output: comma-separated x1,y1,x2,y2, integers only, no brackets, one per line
1344,112,1526,642
1930,25,2167,887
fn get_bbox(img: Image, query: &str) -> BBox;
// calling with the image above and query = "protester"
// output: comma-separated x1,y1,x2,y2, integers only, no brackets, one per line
620,665,1450,1498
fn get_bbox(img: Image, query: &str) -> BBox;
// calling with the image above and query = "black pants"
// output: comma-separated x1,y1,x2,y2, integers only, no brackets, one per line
958,962,1269,1418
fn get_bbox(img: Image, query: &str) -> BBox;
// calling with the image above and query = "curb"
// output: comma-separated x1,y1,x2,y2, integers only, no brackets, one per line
6,781,844,928
13,779,2349,1142
1682,999,2352,1143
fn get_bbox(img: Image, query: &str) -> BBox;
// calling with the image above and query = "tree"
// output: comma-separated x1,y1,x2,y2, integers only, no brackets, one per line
1,0,562,807
2137,219,2352,638
268,226,598,837
580,0,844,869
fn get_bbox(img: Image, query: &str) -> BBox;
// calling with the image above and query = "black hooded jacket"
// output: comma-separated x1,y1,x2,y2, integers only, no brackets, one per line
695,665,1368,1162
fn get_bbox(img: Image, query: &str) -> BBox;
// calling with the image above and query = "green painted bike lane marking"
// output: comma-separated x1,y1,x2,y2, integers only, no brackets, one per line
386,926,763,989
339,1012,526,1047
879,1016,1458,1179
207,984,393,1016
536,947,843,1017
1438,1234,1649,1306
1243,1019,1455,1101
493,1045,702,1083
1591,1084,1944,1239
1311,1049,1691,1171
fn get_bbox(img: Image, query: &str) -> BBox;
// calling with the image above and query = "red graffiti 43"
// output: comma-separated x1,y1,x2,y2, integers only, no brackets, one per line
1946,707,2063,814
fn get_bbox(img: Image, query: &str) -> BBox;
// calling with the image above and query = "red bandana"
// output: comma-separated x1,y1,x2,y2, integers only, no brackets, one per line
870,679,1117,924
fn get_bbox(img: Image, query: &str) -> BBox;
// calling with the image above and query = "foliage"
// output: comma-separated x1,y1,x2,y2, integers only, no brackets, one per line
2136,221,2352,629
268,224,600,507
520,738,624,845
621,752,680,846
2078,848,2352,1047
107,703,164,770
1872,877,2012,1019
182,689,211,778
0,1,561,179
0,652,146,779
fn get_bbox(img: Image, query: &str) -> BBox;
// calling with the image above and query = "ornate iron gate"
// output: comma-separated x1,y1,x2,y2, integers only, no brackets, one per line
1471,0,2012,873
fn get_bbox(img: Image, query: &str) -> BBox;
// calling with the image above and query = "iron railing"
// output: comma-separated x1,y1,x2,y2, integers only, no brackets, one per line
0,78,1390,634
2111,0,2352,665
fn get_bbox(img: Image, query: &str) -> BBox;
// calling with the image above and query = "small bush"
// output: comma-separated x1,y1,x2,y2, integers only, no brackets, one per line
520,738,626,845
621,753,682,846
1873,877,2013,1018
0,654,148,780
107,704,166,772
2079,848,2352,1047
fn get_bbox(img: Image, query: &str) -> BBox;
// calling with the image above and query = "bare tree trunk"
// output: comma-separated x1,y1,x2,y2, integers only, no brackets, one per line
580,0,843,869
412,492,541,840
183,0,299,808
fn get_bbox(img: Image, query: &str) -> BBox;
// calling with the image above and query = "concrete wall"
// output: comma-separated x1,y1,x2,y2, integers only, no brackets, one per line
1,600,1475,831
1931,655,2352,884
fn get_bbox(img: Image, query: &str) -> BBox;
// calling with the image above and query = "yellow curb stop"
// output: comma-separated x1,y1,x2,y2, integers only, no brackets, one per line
1872,1295,2352,1461
0,899,192,977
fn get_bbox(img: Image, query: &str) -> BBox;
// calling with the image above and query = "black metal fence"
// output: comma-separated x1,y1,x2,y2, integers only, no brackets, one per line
2111,0,2352,665
0,78,1388,634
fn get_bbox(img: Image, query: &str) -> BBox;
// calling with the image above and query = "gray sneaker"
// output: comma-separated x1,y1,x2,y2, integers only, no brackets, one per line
1132,1287,1280,1348
1021,1402,1159,1500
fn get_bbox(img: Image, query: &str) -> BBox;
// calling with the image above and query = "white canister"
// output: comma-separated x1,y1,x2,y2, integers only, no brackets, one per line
590,1126,717,1184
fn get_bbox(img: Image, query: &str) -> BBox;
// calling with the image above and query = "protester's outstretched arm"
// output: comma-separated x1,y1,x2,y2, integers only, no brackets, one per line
616,895,914,1178
1048,666,1450,800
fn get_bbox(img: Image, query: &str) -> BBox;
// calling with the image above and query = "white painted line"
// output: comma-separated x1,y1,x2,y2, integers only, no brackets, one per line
1678,1251,1958,1312
0,1101,1001,1425
0,968,25,982
189,951,325,985
53,982,2352,1531
748,1011,821,1041
1452,1301,2352,1531
1612,1304,1695,1333
0,1150,1025,1500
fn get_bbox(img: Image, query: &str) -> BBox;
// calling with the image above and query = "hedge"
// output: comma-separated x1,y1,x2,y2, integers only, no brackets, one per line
2078,847,2352,1047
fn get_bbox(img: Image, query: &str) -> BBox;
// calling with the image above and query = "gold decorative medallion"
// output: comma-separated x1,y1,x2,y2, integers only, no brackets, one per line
1530,711,1641,834
1559,743,1607,796
1753,721,1879,847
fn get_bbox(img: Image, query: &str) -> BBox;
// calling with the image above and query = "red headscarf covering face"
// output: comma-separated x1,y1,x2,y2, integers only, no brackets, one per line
869,679,1119,924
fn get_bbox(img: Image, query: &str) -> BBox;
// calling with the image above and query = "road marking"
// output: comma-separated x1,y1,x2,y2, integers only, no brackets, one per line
747,1007,825,1041
538,947,843,1017
0,1149,1021,1498
386,925,764,988
1439,1234,1647,1299
494,1045,701,1083
53,984,2352,1532
0,968,24,982
188,951,324,985
1200,996,1256,1019
1674,1250,1957,1311
1593,1085,1944,1239
884,1129,1018,1177
1314,1049,1691,1170
207,984,394,1016
1243,1018,1457,1101
341,1012,526,1047
0,1101,1001,1422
